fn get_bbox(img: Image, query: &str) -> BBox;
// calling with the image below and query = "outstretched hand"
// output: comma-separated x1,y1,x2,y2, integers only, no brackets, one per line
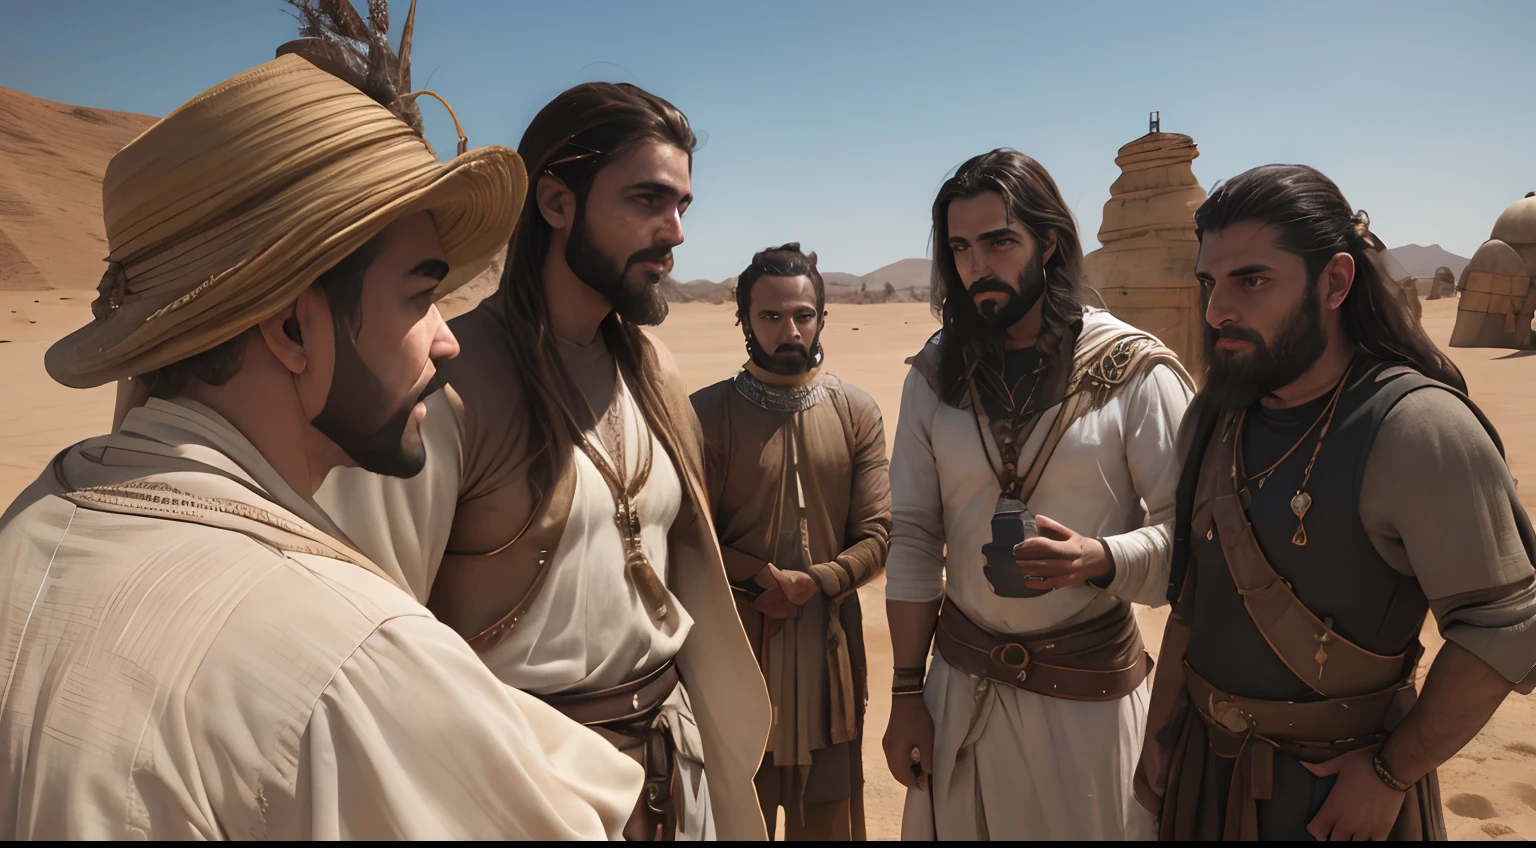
1011,514,1110,591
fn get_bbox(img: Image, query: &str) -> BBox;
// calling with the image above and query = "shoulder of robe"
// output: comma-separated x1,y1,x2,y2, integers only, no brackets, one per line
904,330,946,401
688,377,735,411
826,375,884,422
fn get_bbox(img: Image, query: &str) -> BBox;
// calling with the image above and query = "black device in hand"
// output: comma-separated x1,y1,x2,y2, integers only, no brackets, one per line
982,496,1048,598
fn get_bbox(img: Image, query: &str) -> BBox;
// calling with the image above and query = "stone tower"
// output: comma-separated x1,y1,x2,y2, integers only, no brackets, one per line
1083,124,1207,378
1451,193,1536,349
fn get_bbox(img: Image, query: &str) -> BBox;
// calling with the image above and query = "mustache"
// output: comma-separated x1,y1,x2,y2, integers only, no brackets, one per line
413,368,450,407
1214,324,1264,345
968,277,1014,297
625,244,674,270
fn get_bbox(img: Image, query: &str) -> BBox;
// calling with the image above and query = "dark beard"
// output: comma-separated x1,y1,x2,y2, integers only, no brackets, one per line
970,255,1047,336
566,208,671,326
1201,282,1328,411
746,332,824,376
309,310,447,478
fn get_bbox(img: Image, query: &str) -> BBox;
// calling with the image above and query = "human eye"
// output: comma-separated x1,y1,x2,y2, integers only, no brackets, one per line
1242,276,1267,288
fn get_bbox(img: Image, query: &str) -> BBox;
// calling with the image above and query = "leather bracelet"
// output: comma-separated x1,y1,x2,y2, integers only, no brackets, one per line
891,686,925,697
1372,753,1412,793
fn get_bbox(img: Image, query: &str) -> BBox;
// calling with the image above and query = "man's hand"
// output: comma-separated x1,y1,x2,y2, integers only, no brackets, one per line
1301,746,1407,841
751,585,792,640
775,567,820,606
1012,515,1110,590
882,694,935,791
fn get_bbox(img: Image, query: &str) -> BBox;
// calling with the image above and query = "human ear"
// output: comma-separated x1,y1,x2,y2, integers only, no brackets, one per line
1321,252,1356,311
1041,229,1059,266
536,174,573,230
258,287,329,376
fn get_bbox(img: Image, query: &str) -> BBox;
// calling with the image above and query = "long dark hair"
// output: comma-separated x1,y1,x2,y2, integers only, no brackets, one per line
496,82,698,490
929,149,1084,405
1194,164,1466,392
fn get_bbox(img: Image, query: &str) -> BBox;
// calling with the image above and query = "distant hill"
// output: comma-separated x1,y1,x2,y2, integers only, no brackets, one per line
0,86,157,291
669,258,934,305
1389,244,1470,279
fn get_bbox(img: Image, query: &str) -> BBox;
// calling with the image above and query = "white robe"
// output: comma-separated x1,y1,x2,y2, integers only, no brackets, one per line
885,308,1193,840
0,399,641,839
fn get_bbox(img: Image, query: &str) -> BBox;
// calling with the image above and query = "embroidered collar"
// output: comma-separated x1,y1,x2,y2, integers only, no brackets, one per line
733,364,830,413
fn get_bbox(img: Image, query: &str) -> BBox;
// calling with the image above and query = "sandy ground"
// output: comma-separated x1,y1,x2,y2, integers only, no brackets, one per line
2,294,1534,839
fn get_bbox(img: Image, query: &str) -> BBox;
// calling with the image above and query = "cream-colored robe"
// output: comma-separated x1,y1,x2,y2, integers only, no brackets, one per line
885,308,1193,840
0,398,641,839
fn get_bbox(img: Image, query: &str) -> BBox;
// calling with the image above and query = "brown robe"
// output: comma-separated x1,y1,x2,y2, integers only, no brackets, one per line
691,365,890,840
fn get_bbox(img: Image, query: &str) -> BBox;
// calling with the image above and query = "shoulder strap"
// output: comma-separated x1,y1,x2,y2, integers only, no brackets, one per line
1204,410,1410,698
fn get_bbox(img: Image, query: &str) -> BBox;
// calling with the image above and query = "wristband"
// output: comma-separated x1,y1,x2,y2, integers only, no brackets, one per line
1372,753,1411,792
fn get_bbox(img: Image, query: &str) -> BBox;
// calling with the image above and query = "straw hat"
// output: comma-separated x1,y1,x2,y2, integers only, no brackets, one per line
46,53,525,389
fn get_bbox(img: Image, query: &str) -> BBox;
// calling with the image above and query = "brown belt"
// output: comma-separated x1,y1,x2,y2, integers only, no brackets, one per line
536,659,679,728
1183,661,1414,840
934,599,1153,701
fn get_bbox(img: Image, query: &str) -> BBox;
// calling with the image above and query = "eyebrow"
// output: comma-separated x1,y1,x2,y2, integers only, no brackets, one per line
950,226,1019,245
627,181,693,204
409,259,450,282
1226,264,1274,278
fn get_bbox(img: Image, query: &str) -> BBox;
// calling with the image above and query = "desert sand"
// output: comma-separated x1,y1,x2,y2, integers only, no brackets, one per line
4,291,1532,839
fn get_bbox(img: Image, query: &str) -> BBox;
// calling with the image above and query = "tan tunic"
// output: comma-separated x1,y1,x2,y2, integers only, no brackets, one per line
316,296,771,841
691,367,890,811
0,399,641,839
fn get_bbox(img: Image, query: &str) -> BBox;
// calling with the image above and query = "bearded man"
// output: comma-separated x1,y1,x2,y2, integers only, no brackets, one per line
1134,165,1536,841
690,243,891,840
315,82,769,840
0,13,643,839
880,148,1194,840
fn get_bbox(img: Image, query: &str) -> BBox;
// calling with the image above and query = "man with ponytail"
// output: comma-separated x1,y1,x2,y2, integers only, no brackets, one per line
691,243,892,840
317,83,769,840
1135,164,1536,840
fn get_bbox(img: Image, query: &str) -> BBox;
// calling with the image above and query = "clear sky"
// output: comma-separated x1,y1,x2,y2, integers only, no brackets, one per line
2,0,1532,283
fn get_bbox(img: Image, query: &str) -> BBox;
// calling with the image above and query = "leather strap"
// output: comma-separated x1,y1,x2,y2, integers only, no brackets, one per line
535,659,680,728
1204,411,1411,698
934,600,1152,701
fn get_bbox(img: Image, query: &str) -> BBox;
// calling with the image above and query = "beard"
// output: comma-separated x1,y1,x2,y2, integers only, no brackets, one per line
308,310,447,479
1202,282,1329,411
746,331,824,376
969,254,1047,336
566,208,671,326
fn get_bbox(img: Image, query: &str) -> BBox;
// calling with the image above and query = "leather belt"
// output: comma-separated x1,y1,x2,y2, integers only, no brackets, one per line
536,658,679,728
935,599,1152,701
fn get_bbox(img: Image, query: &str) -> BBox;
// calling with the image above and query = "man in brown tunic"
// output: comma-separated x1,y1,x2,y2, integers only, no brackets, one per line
1135,164,1536,841
315,83,770,840
691,244,891,840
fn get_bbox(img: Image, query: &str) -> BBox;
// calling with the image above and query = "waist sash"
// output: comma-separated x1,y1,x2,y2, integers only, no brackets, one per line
935,600,1152,701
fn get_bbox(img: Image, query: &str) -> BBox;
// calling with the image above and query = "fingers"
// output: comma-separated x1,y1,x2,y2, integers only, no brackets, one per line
1012,537,1076,561
1301,756,1342,777
1034,514,1075,541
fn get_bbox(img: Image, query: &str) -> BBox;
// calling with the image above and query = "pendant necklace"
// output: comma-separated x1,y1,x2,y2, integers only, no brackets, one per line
568,363,672,619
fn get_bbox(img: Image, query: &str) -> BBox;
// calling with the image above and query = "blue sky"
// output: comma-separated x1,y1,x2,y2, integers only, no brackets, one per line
2,0,1532,282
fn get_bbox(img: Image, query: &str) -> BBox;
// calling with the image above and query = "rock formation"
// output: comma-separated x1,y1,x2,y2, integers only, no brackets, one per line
1083,130,1207,378
1427,266,1457,300
1451,193,1536,349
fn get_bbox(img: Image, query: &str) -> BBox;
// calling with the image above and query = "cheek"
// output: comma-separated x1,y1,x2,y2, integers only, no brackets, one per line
359,311,433,396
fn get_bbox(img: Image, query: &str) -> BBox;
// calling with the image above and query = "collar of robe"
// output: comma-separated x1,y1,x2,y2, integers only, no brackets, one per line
735,360,828,413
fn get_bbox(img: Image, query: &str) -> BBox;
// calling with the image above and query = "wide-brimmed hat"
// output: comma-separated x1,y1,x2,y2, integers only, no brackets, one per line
46,53,525,389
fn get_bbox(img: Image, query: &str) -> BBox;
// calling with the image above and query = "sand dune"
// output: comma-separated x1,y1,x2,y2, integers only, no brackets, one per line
0,86,155,293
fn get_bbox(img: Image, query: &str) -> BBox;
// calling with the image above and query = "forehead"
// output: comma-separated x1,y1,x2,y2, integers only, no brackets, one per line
751,274,817,308
1195,220,1291,275
946,191,1023,239
591,140,692,193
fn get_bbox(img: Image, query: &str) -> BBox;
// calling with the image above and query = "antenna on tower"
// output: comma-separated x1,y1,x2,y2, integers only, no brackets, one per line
1149,110,1160,133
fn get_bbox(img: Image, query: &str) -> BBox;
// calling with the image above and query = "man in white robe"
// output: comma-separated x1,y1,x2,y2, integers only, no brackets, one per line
3,43,641,839
881,149,1193,840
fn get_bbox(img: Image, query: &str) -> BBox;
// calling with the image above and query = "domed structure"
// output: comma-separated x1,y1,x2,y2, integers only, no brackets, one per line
1451,193,1536,349
1427,266,1456,300
1083,125,1207,378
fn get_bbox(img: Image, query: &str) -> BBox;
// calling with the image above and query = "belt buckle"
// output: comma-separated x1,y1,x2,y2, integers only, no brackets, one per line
1209,697,1254,734
988,641,1031,683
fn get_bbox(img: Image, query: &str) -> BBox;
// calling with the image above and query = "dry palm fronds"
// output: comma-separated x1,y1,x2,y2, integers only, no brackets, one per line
279,0,425,140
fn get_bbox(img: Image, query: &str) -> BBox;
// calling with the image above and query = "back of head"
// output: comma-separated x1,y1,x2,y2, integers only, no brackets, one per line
928,148,1085,403
1194,164,1465,392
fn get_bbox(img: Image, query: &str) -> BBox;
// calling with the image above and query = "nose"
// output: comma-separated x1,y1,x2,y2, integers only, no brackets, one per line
960,249,990,283
1204,282,1239,330
428,304,461,360
658,208,685,249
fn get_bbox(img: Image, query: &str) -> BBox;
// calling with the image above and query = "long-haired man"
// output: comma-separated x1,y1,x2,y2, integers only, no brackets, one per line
881,148,1194,839
1135,164,1536,841
317,83,770,840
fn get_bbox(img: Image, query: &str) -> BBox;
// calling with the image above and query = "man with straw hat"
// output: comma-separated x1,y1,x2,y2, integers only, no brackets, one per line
0,3,645,838
317,81,771,839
